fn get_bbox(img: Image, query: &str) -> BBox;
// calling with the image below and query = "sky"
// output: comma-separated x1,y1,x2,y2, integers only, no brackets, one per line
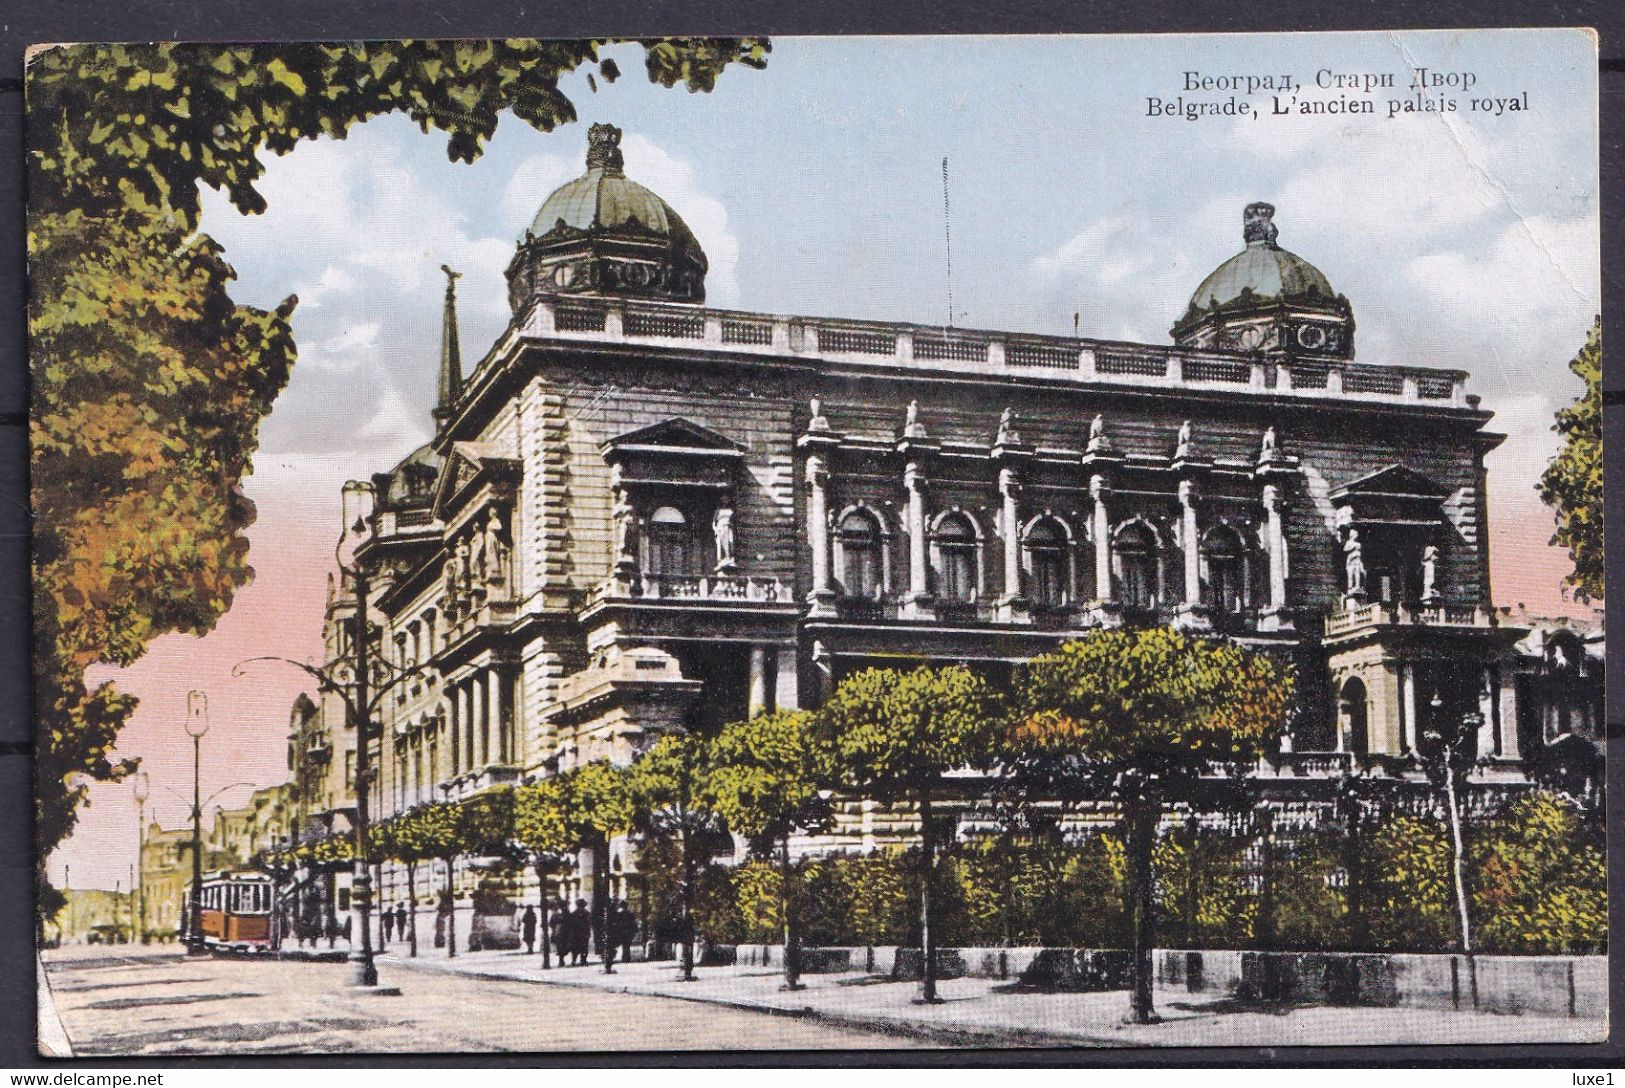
49,30,1600,889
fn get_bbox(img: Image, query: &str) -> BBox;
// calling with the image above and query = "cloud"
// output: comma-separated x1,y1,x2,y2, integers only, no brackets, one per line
291,266,356,310
295,321,381,375
620,133,742,308
500,152,577,232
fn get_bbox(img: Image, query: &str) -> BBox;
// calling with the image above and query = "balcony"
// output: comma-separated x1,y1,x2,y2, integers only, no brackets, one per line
589,572,791,606
474,297,1475,412
1325,600,1493,638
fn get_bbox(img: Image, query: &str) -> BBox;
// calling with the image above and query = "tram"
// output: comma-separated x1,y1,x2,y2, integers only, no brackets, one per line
196,870,275,952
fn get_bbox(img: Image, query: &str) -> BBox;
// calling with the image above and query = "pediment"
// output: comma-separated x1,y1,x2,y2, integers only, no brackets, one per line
1329,464,1448,501
601,417,744,457
432,440,521,520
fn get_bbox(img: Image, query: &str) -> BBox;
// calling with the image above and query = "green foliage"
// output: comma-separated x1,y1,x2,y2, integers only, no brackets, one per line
405,801,466,862
459,785,517,855
1366,813,1455,952
1471,791,1606,954
513,775,575,865
565,759,635,840
731,860,784,943
27,37,769,920
1009,629,1292,802
815,666,1006,795
705,710,832,845
1537,318,1604,601
1270,833,1347,951
1154,824,1256,949
626,733,715,838
838,851,916,946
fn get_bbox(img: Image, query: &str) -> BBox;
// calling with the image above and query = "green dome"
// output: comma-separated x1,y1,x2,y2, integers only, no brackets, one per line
1188,241,1334,312
523,132,706,269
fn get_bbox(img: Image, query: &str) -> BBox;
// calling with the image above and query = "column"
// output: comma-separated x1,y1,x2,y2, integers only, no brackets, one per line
772,646,799,712
447,695,461,779
459,683,474,775
1477,666,1498,758
1174,479,1209,631
1497,667,1521,760
903,459,932,617
489,668,507,765
473,672,489,770
748,645,770,719
1399,664,1418,755
805,454,835,614
998,467,1027,623
1089,474,1118,626
1259,484,1293,631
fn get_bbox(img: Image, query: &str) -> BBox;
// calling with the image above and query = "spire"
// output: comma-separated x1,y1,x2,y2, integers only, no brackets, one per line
435,264,463,422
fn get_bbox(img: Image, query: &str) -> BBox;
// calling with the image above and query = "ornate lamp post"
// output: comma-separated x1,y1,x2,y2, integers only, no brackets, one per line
133,772,149,945
338,481,381,991
184,690,209,955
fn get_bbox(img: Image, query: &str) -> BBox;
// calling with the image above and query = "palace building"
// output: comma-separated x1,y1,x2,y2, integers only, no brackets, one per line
293,123,1600,912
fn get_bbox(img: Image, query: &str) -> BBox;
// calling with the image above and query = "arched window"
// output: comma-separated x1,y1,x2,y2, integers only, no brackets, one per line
1339,678,1369,755
934,512,978,603
1202,525,1248,618
647,506,692,576
1025,517,1069,607
1115,522,1158,613
837,509,883,599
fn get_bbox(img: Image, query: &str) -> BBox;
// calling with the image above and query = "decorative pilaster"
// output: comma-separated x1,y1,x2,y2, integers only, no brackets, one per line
1086,474,1120,628
993,410,1032,624
902,459,934,619
1257,483,1294,631
797,402,843,618
804,454,837,617
748,645,770,718
1173,478,1210,632
1496,666,1520,760
1477,667,1499,758
488,668,507,765
1400,664,1418,756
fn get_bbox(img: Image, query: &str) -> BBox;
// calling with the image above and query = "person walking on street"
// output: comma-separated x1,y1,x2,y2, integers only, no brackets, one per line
604,899,636,974
549,897,568,965
395,902,408,948
381,902,395,946
568,899,590,966
521,905,537,954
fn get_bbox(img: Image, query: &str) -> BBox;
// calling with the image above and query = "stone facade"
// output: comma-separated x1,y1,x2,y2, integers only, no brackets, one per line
285,126,1600,917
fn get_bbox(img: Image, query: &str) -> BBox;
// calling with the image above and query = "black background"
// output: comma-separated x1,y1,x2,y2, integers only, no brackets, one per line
0,0,1621,1070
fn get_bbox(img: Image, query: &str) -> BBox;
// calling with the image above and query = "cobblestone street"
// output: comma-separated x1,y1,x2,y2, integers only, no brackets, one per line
41,943,1604,1057
40,945,933,1056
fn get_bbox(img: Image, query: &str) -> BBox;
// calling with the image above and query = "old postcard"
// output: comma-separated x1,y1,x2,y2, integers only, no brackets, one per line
29,29,1603,1056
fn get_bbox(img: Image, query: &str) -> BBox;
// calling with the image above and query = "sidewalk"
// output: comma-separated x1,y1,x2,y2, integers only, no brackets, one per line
384,947,1607,1049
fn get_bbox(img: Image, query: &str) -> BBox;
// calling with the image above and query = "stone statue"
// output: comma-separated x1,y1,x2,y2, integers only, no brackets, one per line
612,489,635,562
906,400,919,427
486,511,509,584
455,539,472,592
1087,413,1111,452
467,520,487,582
713,507,735,570
445,543,463,603
1343,530,1366,597
1175,420,1193,461
1421,544,1439,600
1261,426,1278,459
996,407,1020,446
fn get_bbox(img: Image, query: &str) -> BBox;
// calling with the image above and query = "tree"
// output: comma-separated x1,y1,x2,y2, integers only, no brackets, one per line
406,801,466,958
558,761,635,962
1007,629,1291,1023
814,665,1005,1004
704,710,834,991
512,776,575,968
627,734,723,981
1471,790,1606,954
1537,318,1603,601
27,38,770,920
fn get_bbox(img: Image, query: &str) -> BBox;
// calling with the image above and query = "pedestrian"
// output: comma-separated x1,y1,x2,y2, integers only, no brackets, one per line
521,905,537,954
549,898,569,965
616,900,637,964
603,899,635,974
381,902,395,945
569,898,590,966
395,902,408,946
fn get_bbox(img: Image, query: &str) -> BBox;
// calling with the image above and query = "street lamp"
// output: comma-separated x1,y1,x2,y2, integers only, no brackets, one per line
338,480,381,991
184,691,209,956
133,772,149,945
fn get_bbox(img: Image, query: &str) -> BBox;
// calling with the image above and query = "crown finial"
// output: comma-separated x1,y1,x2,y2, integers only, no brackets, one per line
586,123,625,173
1243,202,1278,246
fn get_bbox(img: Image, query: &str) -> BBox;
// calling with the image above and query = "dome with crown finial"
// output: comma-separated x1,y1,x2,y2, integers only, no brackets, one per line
505,123,708,313
1171,202,1354,360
